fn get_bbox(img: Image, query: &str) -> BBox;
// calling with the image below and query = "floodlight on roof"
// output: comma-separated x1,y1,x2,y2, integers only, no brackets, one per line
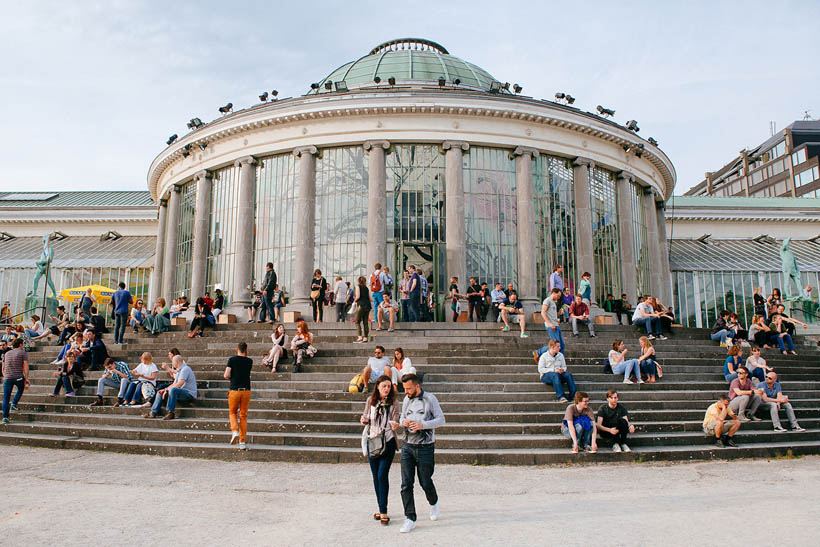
565,94,575,104
373,76,381,84
271,90,278,97
166,134,178,145
259,92,268,102
334,80,348,92
187,118,203,129
181,144,192,158
438,76,446,87
388,76,396,86
648,137,659,147
218,102,233,114
324,80,333,90
49,231,69,241
503,82,510,91
625,120,640,132
597,105,615,118
809,235,820,244
489,81,502,93
0,231,15,241
198,142,208,151
753,234,777,245
453,78,461,85
513,84,523,94
310,83,320,89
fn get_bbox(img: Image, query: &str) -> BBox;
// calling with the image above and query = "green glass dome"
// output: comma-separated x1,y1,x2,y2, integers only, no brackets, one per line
307,38,510,95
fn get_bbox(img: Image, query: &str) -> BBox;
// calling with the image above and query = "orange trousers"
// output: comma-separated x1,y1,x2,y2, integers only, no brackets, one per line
228,390,251,442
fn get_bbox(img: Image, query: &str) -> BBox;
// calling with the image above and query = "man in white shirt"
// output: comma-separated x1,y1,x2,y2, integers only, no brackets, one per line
490,282,506,322
632,297,665,340
537,339,575,402
376,293,399,332
362,345,392,384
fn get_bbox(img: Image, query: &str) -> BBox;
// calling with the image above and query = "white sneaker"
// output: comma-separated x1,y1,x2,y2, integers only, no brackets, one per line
637,379,645,384
621,444,631,452
230,431,239,445
430,502,440,521
400,519,416,533
239,442,247,450
623,379,633,384
612,443,622,453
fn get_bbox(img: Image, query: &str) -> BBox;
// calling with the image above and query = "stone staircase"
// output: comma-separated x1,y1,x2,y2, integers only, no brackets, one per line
2,322,820,465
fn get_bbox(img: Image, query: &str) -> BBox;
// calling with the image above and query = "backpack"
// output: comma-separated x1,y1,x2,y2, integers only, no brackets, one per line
369,272,382,293
348,373,366,393
602,358,612,374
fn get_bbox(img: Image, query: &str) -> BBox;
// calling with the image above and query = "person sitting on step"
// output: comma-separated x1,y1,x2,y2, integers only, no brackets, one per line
363,345,392,386
50,349,83,397
118,352,159,407
143,354,197,420
774,303,807,338
499,292,528,338
723,345,744,383
703,394,741,448
768,313,797,356
596,389,635,453
290,320,315,373
262,324,288,373
391,347,416,388
632,296,666,340
758,372,805,433
726,312,747,346
376,292,399,332
746,315,773,349
537,339,575,403
637,336,658,383
727,368,762,423
568,293,595,338
608,339,643,384
188,297,213,338
745,345,773,384
129,299,147,332
710,310,735,347
76,329,108,371
562,391,597,454
89,358,132,407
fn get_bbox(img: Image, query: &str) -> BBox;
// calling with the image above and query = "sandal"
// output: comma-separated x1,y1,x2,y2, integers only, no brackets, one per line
373,513,381,521
380,514,390,525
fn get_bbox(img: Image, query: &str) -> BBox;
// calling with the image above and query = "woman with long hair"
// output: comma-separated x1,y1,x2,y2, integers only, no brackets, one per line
188,297,213,338
360,375,399,526
263,323,288,373
608,339,643,384
769,313,797,356
767,288,782,319
637,336,658,383
144,297,170,335
723,345,744,383
391,347,417,387
290,320,314,372
753,287,767,322
310,269,327,322
353,276,371,343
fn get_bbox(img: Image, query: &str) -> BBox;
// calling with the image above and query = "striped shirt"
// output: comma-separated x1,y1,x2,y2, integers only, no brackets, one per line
3,348,28,379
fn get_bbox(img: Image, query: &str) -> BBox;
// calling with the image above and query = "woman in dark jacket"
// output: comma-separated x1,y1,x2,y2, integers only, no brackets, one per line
188,297,213,338
310,269,327,323
50,350,84,396
354,276,371,343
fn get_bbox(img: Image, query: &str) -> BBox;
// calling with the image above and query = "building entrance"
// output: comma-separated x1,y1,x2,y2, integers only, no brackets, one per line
394,242,441,322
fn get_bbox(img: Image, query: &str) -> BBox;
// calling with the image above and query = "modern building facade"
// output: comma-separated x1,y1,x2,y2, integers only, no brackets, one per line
146,38,676,316
686,120,820,198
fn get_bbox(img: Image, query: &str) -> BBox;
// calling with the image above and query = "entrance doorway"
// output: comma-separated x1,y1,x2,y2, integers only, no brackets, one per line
394,242,441,322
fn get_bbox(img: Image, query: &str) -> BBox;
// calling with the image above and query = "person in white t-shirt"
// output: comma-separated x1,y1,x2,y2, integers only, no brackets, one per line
376,293,399,332
632,297,665,340
333,276,348,322
120,352,159,406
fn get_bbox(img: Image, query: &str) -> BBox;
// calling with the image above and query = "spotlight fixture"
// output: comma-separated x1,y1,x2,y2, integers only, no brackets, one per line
596,105,615,118
166,134,178,145
270,90,278,100
218,102,233,114
625,120,640,132
374,76,381,84
438,76,446,87
648,137,659,147
324,80,333,90
503,82,510,91
388,76,396,86
453,78,461,85
489,81,502,93
565,94,575,105
181,144,192,158
310,83,320,89
198,142,208,151
259,91,269,102
634,143,645,158
334,80,348,92
187,117,203,129
513,84,523,94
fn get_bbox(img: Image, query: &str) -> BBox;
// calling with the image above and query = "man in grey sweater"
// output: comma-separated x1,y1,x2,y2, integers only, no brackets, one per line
398,374,446,534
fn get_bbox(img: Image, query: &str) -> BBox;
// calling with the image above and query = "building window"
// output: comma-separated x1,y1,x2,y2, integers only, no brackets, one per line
630,182,651,298
792,148,807,167
589,166,621,304
174,181,197,298
205,164,240,303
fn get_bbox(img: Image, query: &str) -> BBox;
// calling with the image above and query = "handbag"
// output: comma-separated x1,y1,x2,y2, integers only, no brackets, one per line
310,289,321,300
367,430,387,458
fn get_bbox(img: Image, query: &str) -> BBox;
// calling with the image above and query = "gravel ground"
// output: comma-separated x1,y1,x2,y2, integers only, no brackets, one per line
1,445,818,546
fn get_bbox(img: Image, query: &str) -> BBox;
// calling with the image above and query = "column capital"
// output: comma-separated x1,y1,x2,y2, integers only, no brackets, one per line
234,155,256,168
363,140,390,151
293,145,320,158
194,170,211,182
442,140,470,152
617,170,635,183
511,146,538,159
572,157,595,169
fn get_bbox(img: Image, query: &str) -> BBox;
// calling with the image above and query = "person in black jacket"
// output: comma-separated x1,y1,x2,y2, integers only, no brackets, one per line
311,269,327,322
188,297,214,338
260,262,277,323
89,307,108,335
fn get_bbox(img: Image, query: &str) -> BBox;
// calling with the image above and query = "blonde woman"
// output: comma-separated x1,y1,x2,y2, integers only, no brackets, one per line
637,336,658,383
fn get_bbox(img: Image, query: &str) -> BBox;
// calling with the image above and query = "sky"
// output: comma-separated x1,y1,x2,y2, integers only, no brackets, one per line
1,0,817,196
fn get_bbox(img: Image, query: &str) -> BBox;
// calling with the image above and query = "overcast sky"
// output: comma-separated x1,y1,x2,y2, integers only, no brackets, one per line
1,0,817,197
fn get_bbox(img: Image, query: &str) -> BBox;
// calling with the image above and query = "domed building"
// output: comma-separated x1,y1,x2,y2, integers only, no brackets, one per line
146,38,676,317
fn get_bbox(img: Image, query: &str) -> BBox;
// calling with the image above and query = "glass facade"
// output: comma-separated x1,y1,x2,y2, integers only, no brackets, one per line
589,166,621,303
254,153,298,296
174,181,196,298
314,147,369,281
533,154,576,300
630,182,651,298
463,147,518,287
205,165,240,303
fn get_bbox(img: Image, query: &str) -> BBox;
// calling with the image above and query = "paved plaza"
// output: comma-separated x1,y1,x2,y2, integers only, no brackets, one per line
1,445,818,546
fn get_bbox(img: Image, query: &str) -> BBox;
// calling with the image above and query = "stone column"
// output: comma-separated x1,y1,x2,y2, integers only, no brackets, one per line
572,158,596,304
229,156,257,310
644,189,663,298
364,141,390,270
656,202,673,304
148,199,168,305
290,146,319,316
616,172,638,303
162,186,181,299
513,147,538,313
189,170,212,300
443,141,469,290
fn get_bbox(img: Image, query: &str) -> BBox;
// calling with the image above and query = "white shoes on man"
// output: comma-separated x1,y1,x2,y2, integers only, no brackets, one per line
399,503,440,533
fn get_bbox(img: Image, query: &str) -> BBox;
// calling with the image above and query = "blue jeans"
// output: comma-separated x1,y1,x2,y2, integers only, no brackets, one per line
562,422,592,448
634,316,662,336
368,437,397,514
612,359,640,380
3,378,25,419
372,291,384,310
114,312,128,344
401,300,410,322
152,387,194,414
710,329,734,344
53,375,74,394
639,358,657,377
724,372,738,383
400,443,438,522
24,328,40,338
260,292,274,322
541,371,576,400
96,377,120,397
746,366,765,383
408,293,420,322
545,324,565,353
118,379,145,402
770,334,795,352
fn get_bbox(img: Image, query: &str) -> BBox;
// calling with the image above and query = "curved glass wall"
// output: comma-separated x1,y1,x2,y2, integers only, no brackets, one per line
174,181,196,298
630,182,651,299
314,147,368,281
590,166,621,303
254,153,298,296
534,155,576,300
463,147,518,287
205,165,240,303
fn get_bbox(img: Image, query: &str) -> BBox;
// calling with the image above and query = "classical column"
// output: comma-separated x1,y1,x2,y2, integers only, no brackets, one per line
162,186,181,299
513,147,538,312
364,141,390,270
443,141,469,290
148,199,168,305
230,156,257,309
644,188,663,298
572,158,596,303
189,170,212,300
656,202,673,304
616,172,638,303
290,146,319,315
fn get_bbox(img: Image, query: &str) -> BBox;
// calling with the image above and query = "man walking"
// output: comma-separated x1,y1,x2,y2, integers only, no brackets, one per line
259,262,277,323
224,342,253,450
399,374,445,533
2,338,29,424
112,281,132,345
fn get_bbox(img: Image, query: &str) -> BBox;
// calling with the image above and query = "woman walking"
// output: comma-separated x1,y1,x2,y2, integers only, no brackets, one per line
354,276,372,343
262,324,288,372
310,269,327,322
360,375,399,526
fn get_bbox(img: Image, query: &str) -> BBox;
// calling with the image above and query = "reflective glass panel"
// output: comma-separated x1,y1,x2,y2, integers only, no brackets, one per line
254,153,297,297
174,181,196,298
590,166,621,303
205,164,240,303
